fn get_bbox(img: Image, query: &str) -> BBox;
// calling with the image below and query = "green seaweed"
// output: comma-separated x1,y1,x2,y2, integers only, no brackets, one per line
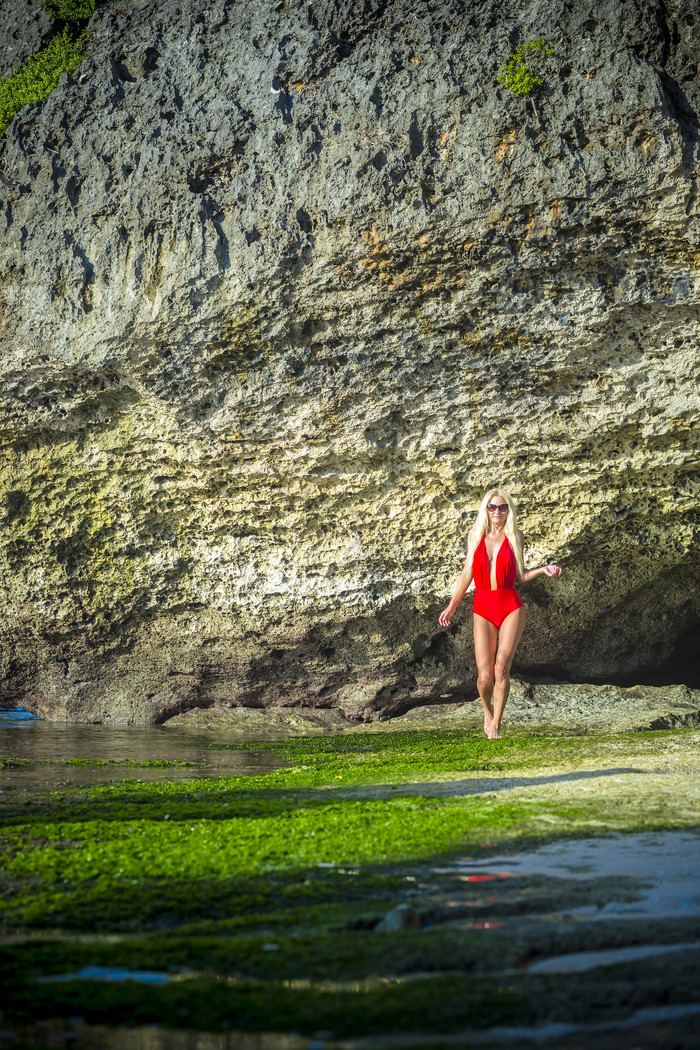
205,725,695,787
1,727,699,1038
4,971,532,1036
1,756,196,769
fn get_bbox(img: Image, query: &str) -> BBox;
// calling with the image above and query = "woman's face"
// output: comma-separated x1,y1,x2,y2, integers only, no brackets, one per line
486,495,509,526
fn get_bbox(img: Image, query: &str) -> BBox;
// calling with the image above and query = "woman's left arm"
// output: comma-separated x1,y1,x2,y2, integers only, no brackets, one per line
517,530,563,583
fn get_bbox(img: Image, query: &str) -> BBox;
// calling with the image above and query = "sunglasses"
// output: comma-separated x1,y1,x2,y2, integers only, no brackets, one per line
487,503,508,513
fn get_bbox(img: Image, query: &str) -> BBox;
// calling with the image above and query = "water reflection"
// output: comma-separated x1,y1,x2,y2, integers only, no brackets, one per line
0,708,284,790
0,707,40,726
38,965,174,984
528,940,700,974
444,831,700,920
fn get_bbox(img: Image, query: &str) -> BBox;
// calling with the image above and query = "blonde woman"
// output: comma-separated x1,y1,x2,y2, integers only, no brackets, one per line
439,489,562,739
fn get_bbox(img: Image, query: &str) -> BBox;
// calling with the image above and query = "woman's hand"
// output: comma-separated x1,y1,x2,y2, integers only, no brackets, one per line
438,559,473,626
543,564,562,577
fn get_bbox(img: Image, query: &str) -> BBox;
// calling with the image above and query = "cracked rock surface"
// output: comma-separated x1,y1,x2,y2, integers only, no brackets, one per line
0,0,698,722
0,0,54,79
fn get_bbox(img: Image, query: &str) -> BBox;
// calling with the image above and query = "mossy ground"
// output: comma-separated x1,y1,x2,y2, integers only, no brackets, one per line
1,727,699,1044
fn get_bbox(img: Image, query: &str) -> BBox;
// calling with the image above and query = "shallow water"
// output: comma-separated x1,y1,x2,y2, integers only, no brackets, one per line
37,965,175,985
527,940,700,973
0,708,283,790
441,829,700,919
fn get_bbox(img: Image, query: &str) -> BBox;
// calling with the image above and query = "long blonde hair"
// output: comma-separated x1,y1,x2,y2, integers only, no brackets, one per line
466,488,525,579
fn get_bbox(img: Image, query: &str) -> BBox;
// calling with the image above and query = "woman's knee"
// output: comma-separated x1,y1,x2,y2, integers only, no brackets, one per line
494,658,511,683
477,669,495,690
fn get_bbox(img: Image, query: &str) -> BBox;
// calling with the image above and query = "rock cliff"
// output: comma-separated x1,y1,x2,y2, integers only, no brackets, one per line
0,0,698,722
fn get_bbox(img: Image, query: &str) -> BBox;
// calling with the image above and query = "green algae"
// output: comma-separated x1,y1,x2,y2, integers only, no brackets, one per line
2,940,699,1038
7,878,684,988
4,972,532,1036
64,758,195,768
208,728,556,786
207,725,700,787
1,727,699,1039
0,790,543,930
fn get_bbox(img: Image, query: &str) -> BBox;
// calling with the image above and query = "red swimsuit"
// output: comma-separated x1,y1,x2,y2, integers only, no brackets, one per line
472,535,524,629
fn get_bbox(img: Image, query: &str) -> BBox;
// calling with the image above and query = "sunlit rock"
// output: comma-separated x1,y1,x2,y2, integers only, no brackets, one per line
0,0,698,722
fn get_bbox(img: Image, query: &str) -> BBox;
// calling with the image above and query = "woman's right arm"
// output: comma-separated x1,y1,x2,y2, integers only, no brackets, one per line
439,546,474,627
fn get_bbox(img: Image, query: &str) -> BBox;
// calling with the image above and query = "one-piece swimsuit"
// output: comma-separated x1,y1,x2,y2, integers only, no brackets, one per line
472,535,524,629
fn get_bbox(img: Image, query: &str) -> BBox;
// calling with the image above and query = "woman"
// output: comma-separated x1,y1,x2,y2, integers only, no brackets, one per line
439,489,562,739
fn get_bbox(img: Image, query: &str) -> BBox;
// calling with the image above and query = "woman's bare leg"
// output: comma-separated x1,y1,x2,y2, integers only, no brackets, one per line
491,607,527,738
473,614,498,736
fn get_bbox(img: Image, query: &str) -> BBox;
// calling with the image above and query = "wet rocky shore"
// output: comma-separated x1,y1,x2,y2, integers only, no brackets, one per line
161,679,700,734
2,705,699,1049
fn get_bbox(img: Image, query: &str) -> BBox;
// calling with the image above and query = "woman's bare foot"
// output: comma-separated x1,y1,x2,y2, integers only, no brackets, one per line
484,710,493,737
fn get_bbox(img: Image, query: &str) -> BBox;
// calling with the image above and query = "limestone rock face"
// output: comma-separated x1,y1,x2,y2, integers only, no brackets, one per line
0,0,698,722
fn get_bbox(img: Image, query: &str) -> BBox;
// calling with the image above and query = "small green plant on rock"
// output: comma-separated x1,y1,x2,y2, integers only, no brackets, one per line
0,29,87,136
42,0,95,22
497,39,553,98
0,0,95,137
